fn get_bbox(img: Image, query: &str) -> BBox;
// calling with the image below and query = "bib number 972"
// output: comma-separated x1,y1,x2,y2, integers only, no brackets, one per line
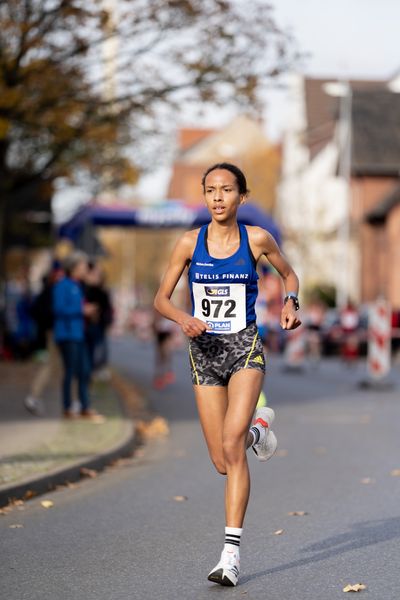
201,298,236,319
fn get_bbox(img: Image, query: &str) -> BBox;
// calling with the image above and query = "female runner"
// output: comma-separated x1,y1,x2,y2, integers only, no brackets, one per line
154,163,301,586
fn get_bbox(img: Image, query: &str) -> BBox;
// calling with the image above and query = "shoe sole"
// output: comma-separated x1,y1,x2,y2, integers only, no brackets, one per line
252,407,277,461
208,569,236,586
254,430,278,462
24,405,41,416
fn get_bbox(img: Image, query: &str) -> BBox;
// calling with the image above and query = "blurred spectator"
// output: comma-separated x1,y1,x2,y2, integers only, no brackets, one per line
4,272,36,359
305,300,326,365
84,262,113,380
24,261,64,415
340,301,360,364
392,309,400,359
152,308,176,390
53,251,103,420
255,294,269,348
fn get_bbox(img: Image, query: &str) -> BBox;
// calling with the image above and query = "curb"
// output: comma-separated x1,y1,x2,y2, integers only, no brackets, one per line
0,419,136,508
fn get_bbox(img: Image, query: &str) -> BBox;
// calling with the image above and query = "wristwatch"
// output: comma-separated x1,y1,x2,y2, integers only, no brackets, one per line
284,293,300,311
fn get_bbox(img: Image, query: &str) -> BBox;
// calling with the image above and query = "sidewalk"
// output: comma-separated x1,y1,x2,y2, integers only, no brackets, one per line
0,360,137,507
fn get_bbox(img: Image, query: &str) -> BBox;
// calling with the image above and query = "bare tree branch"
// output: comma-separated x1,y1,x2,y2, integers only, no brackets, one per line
0,0,302,220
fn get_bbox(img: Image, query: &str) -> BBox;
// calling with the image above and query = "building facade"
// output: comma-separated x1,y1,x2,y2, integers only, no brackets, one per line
278,75,400,308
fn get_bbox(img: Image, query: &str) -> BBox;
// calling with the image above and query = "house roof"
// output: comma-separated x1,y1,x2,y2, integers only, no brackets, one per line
178,128,215,152
178,115,271,165
352,90,400,176
365,185,400,224
304,78,385,160
304,78,338,158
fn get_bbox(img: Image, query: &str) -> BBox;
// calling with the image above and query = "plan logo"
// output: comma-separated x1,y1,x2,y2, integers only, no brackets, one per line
205,286,230,297
207,320,231,332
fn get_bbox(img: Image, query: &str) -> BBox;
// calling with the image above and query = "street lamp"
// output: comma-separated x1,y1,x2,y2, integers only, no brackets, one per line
323,80,352,308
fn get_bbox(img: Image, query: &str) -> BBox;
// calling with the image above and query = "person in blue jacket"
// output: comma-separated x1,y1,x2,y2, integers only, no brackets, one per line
53,251,101,419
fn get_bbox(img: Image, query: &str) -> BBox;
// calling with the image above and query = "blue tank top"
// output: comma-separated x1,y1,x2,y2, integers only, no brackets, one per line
188,224,258,334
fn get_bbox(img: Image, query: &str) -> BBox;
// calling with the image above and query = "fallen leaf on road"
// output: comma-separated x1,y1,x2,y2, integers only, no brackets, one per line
9,524,23,528
23,490,36,500
274,529,284,535
288,511,308,516
40,500,54,509
314,447,327,455
343,583,367,592
173,496,188,502
0,505,14,515
11,499,24,507
276,449,289,457
136,417,169,439
390,469,400,477
4,499,25,512
360,478,375,484
65,481,78,489
80,467,98,478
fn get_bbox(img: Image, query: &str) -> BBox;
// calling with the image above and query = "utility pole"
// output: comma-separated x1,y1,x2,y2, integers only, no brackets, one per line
323,81,352,308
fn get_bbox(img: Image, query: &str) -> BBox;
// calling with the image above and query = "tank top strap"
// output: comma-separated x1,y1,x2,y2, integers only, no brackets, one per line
239,223,257,267
192,224,209,261
197,224,208,246
239,222,248,242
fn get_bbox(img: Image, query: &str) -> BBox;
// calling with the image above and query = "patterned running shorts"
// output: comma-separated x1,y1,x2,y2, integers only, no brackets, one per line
188,322,266,386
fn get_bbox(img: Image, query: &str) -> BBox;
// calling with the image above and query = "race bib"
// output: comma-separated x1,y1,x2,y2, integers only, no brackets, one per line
192,282,246,334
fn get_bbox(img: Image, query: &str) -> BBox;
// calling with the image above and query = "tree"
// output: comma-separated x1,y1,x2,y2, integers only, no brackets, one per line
0,0,300,281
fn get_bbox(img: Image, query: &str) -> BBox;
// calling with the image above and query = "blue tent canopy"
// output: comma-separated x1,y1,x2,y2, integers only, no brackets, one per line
59,201,281,246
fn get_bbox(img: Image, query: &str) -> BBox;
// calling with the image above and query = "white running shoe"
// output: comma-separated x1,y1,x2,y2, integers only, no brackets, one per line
208,549,240,587
252,407,277,462
24,395,44,416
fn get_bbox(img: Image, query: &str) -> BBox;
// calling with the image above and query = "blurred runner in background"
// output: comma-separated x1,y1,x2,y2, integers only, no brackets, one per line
152,308,176,390
340,301,360,365
305,299,325,366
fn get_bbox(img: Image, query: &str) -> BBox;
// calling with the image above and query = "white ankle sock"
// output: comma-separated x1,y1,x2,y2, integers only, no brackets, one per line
249,422,266,446
224,526,242,554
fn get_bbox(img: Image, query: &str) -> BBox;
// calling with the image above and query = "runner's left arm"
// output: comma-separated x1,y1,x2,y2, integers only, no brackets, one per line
250,227,301,331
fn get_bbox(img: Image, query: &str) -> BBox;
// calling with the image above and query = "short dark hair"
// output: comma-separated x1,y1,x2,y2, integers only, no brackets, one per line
201,163,249,195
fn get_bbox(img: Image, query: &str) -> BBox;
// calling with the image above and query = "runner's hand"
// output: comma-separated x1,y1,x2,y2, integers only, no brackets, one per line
181,317,209,338
280,306,302,330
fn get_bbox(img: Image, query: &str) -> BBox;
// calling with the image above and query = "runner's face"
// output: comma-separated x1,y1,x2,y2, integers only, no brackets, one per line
203,169,245,221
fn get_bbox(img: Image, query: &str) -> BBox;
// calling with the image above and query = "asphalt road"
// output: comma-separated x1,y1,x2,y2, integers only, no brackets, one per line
1,337,400,600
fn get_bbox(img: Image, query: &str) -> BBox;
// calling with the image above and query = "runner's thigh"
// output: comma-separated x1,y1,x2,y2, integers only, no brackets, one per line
194,385,228,462
224,369,264,438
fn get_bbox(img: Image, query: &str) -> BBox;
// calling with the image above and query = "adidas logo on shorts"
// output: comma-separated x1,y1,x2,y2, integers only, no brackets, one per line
252,355,264,364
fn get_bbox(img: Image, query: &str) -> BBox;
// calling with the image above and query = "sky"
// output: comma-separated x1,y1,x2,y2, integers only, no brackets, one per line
186,0,400,139
263,0,399,137
53,0,400,220
273,0,399,78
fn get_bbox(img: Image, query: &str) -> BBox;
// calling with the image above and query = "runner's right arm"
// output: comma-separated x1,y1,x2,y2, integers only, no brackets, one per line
154,231,209,338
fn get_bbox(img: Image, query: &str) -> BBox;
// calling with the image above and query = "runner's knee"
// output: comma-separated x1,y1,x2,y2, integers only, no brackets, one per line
211,455,227,475
222,436,246,465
